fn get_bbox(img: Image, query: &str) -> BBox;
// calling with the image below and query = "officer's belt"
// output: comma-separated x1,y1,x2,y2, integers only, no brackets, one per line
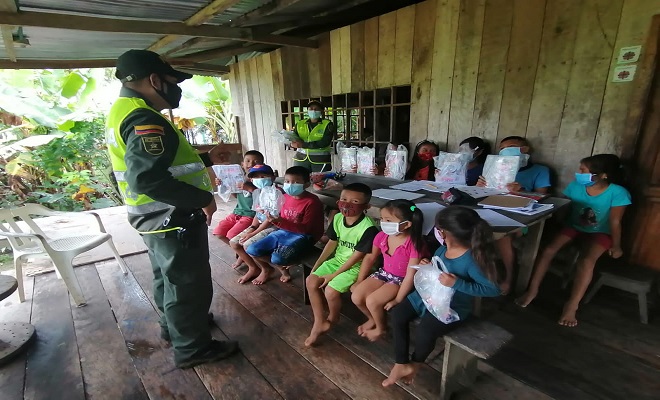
113,162,205,182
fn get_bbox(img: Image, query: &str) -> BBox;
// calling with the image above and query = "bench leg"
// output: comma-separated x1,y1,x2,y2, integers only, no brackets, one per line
583,276,604,305
302,263,312,305
440,341,478,400
638,292,649,324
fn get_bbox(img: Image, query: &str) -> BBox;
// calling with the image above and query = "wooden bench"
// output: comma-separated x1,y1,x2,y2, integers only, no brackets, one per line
300,246,324,305
583,263,657,324
440,319,512,400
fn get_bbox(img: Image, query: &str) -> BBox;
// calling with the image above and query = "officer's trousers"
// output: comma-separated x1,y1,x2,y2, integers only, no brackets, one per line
142,223,213,363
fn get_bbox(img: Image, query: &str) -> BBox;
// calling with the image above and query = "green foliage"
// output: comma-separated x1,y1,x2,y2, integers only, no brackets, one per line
183,76,237,143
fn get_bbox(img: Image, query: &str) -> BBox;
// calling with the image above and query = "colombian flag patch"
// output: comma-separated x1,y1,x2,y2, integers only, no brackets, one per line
135,125,165,135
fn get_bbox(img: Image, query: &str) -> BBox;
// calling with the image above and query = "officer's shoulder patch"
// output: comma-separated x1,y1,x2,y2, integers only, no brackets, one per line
142,136,164,155
135,125,165,135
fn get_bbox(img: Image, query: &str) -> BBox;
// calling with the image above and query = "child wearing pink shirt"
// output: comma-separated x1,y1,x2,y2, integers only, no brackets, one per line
351,199,427,341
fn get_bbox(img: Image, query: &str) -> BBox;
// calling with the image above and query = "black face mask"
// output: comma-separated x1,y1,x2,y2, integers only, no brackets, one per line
154,76,182,109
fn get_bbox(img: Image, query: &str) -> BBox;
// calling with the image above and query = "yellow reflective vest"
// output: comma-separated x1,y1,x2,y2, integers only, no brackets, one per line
295,119,331,154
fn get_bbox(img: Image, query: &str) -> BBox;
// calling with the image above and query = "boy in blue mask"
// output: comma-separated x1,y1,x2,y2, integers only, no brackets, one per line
246,166,324,284
477,136,552,295
229,164,280,284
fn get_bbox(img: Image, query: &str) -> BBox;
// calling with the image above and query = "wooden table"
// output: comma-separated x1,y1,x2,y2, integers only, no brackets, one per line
310,173,570,294
0,274,36,366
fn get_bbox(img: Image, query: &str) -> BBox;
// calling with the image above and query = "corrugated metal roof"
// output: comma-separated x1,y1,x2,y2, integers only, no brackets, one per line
208,0,266,25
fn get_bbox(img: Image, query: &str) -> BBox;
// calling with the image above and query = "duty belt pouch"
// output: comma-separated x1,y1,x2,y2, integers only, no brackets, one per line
163,209,206,249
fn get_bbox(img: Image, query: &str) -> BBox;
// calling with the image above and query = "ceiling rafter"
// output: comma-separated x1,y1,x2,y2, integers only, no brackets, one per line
0,11,318,48
0,0,18,62
0,58,228,72
148,0,243,52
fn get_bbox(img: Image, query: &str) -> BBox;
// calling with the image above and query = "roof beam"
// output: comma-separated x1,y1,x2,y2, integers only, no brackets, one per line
175,43,273,62
0,11,318,48
229,0,305,26
0,58,226,71
148,0,243,52
0,0,18,62
162,37,209,57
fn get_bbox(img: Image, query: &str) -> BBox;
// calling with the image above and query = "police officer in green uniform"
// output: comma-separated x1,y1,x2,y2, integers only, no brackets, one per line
290,100,335,172
107,49,238,369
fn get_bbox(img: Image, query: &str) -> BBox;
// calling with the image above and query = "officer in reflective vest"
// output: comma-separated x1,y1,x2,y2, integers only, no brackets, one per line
107,49,238,369
290,100,335,172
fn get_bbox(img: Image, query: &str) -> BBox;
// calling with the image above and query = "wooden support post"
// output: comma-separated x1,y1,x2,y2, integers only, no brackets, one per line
515,218,546,294
440,341,479,400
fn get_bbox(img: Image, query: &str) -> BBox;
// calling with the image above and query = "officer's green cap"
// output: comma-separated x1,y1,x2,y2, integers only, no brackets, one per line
115,49,193,83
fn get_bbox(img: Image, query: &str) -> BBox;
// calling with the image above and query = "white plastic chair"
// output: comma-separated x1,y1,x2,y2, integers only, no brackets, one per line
0,203,128,306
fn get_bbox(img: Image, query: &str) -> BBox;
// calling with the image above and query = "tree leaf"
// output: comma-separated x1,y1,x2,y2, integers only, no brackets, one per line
60,72,85,98
58,119,76,132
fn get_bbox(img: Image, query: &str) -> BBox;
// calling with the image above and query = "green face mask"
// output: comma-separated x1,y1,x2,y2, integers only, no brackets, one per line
307,110,322,120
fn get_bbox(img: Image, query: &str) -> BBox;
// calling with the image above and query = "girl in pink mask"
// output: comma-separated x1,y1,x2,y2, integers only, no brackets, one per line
405,140,440,181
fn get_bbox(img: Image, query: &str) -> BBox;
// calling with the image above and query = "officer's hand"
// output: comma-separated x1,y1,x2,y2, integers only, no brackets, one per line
476,176,487,187
202,199,217,226
291,141,303,149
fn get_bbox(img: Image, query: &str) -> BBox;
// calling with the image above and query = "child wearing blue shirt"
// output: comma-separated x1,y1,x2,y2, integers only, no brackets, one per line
517,154,631,327
383,207,500,388
477,136,552,295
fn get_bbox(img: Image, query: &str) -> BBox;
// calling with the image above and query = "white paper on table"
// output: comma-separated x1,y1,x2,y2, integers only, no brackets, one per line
475,209,525,227
371,189,426,201
415,202,446,234
389,181,451,193
455,186,505,198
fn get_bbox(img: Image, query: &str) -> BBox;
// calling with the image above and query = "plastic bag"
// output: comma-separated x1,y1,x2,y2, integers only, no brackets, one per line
271,129,301,145
482,155,521,190
357,146,376,175
211,164,244,202
385,144,408,179
434,153,469,185
257,185,285,217
337,142,358,173
413,256,460,324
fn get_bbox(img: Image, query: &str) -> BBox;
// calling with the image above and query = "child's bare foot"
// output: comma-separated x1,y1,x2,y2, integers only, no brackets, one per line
382,363,416,387
252,269,272,285
558,304,578,327
304,320,332,347
357,319,375,335
515,289,538,308
279,268,292,283
231,258,244,270
238,267,259,284
362,328,385,342
499,280,511,296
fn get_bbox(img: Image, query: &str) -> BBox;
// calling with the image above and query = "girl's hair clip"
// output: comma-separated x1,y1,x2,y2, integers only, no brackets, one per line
410,205,417,211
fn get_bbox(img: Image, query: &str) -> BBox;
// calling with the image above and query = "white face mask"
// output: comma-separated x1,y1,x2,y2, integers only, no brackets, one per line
434,227,445,245
380,220,408,236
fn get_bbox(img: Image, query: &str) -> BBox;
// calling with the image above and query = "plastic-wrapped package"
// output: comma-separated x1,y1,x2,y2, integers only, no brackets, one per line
211,164,244,202
434,153,469,185
257,186,285,217
357,146,376,175
482,155,521,190
384,144,408,179
433,152,449,170
413,256,460,324
271,129,301,145
337,142,358,173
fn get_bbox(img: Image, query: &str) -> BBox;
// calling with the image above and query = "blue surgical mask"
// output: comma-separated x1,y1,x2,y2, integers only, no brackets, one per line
575,173,596,186
252,178,272,189
499,147,522,157
283,182,305,196
307,110,322,120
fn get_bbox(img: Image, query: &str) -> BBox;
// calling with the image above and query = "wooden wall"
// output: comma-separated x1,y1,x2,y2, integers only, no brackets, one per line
229,0,660,188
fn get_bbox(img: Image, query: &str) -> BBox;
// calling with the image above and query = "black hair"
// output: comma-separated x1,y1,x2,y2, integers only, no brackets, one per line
405,140,440,181
580,154,624,185
244,150,265,163
459,136,491,165
383,199,425,256
307,100,324,109
343,182,372,202
284,166,311,182
500,136,529,146
435,207,498,282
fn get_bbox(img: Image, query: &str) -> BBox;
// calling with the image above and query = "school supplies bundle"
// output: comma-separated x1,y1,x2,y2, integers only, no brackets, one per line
478,194,554,216
311,172,344,191
413,257,460,324
357,146,376,175
271,129,301,145
482,155,521,190
257,185,285,217
385,144,408,180
336,142,358,173
211,164,245,202
434,152,470,185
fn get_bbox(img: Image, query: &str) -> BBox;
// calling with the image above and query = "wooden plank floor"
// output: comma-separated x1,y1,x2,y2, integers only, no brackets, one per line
1,236,658,399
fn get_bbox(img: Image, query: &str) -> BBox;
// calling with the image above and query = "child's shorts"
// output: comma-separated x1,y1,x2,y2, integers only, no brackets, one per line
312,258,360,293
213,213,253,238
230,227,278,248
560,226,613,249
246,229,312,266
370,267,404,285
